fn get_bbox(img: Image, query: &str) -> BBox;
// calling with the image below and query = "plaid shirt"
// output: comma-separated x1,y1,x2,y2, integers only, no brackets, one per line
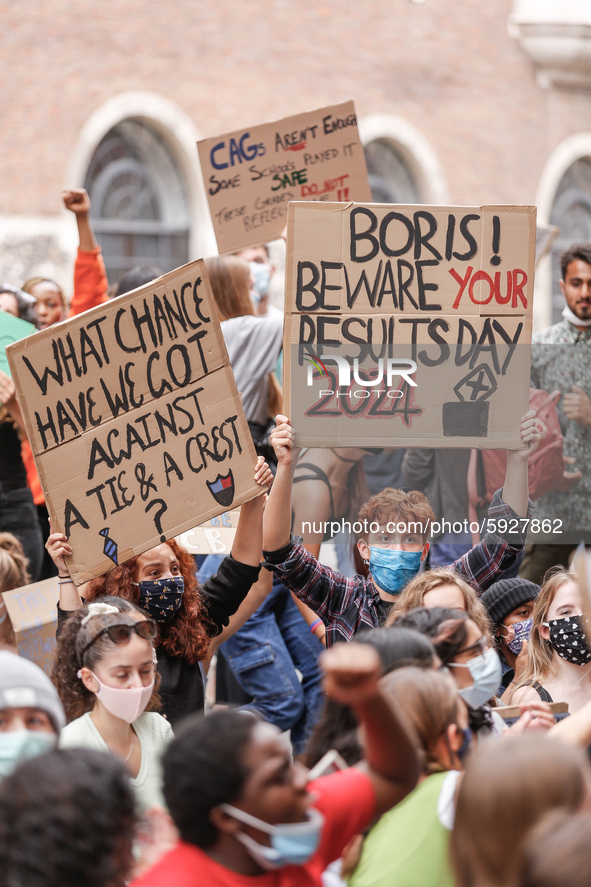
263,490,534,647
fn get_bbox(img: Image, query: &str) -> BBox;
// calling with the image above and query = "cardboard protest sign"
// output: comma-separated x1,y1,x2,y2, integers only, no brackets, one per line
2,577,60,676
7,261,260,585
176,507,239,556
197,101,371,254
285,202,535,448
0,309,35,377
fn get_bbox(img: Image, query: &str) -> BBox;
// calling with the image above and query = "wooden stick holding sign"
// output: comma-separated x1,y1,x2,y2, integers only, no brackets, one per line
6,261,260,585
197,100,371,254
284,201,535,449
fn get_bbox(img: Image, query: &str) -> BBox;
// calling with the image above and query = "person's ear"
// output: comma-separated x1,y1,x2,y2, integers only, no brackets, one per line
80,667,99,694
357,539,370,563
560,278,566,296
270,262,276,276
447,722,462,753
539,623,550,642
420,541,430,561
210,806,241,838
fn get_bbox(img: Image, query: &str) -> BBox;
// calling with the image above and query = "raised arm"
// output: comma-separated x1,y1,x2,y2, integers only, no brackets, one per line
321,642,419,817
45,529,83,611
263,415,293,552
502,410,540,517
63,189,109,316
229,457,272,567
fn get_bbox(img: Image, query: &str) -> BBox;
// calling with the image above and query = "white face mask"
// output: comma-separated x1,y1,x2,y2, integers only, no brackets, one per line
80,671,154,723
221,804,324,869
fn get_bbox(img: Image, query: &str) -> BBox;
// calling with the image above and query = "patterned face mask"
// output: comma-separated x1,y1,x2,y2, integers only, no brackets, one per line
543,615,591,666
506,618,533,655
133,576,184,623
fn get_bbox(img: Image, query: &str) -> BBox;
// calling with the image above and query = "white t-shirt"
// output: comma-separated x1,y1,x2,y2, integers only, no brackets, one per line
59,711,173,814
221,312,283,425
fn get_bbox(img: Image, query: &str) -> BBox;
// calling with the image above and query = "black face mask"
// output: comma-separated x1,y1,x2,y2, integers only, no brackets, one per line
133,577,184,623
544,615,591,666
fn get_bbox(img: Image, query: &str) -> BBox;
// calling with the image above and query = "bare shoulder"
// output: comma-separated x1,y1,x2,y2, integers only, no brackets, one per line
509,684,541,705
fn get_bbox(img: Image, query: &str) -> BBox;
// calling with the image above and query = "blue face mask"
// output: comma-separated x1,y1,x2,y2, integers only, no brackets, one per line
134,576,184,623
249,262,271,299
221,804,324,869
450,647,503,709
368,547,422,596
0,729,57,778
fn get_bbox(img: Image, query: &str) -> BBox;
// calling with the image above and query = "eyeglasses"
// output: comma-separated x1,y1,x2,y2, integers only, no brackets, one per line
78,620,157,666
456,636,488,658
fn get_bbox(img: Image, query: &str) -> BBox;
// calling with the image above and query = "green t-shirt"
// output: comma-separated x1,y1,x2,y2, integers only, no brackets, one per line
348,770,457,887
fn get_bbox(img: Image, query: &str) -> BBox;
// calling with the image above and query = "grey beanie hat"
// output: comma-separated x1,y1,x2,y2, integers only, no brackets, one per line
480,578,540,628
0,651,65,733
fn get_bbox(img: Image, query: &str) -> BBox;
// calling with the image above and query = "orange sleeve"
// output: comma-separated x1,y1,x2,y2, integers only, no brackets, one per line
21,440,45,506
68,246,109,318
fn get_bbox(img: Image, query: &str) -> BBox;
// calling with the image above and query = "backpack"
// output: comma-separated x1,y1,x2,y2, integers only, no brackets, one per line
467,389,563,544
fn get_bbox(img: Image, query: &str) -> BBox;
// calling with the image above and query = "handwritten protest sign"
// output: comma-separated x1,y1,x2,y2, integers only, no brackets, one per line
2,577,60,676
285,202,535,448
197,101,371,254
176,508,239,555
1,309,35,377
7,261,259,585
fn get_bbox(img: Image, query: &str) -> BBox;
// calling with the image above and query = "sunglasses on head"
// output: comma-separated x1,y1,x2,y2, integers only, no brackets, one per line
78,620,157,666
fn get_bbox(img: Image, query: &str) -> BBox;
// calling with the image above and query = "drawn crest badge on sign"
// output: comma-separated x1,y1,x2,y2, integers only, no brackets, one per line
206,471,235,508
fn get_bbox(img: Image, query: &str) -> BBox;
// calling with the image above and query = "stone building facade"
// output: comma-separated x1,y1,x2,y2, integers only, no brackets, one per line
1,0,591,329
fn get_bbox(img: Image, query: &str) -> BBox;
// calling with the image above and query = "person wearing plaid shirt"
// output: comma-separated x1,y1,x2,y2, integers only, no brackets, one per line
263,415,540,647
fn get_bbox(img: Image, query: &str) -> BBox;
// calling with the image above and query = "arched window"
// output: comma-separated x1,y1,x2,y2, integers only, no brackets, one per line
550,157,591,324
364,138,423,204
84,119,190,284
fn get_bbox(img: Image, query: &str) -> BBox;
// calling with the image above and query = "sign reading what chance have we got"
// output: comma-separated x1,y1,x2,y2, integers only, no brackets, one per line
285,202,536,449
197,100,372,254
6,261,260,586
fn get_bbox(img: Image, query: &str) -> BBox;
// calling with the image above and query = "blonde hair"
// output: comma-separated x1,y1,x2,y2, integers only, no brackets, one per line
381,667,459,775
204,256,255,321
451,735,589,887
22,277,68,315
387,568,493,645
506,568,578,701
0,533,29,593
0,533,29,649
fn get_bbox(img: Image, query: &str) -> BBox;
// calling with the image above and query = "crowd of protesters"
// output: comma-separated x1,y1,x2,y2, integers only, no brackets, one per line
1,187,591,887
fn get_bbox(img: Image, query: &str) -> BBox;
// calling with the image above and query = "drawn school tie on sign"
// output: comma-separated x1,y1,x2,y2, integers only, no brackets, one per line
285,202,536,448
197,100,372,254
6,261,259,585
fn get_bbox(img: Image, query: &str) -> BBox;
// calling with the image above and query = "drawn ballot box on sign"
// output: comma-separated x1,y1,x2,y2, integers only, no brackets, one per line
284,202,535,450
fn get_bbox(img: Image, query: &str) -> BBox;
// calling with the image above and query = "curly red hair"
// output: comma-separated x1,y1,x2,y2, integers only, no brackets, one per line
84,540,211,665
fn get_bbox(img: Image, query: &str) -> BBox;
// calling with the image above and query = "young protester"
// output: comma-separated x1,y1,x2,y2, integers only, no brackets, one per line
507,569,591,712
480,576,540,696
0,367,44,581
393,606,554,736
130,642,420,887
304,626,437,769
263,413,539,646
0,649,64,778
450,735,591,887
0,282,39,325
0,747,136,887
205,255,283,459
234,243,280,319
387,568,493,643
348,668,468,887
22,275,67,329
55,598,173,814
47,457,273,725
